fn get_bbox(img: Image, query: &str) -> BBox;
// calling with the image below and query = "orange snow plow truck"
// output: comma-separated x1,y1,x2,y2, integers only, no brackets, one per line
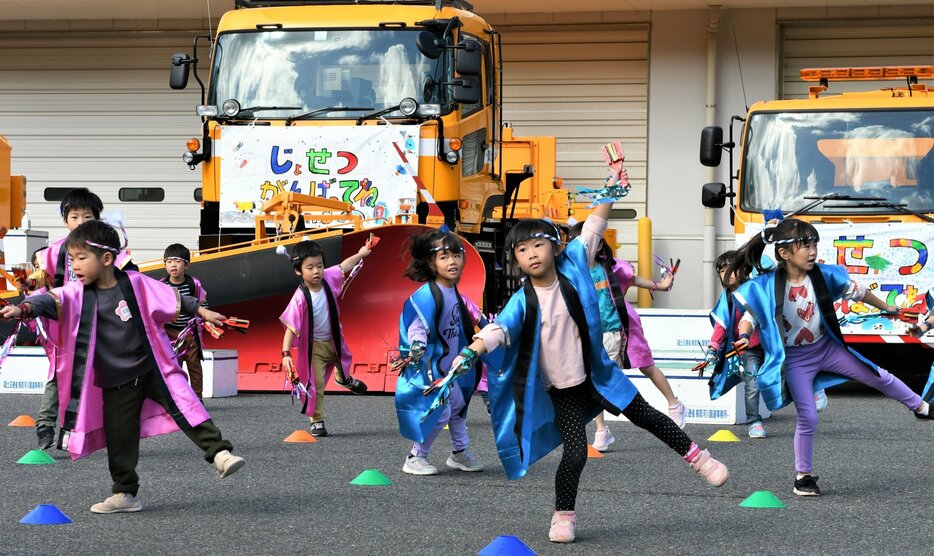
161,0,597,391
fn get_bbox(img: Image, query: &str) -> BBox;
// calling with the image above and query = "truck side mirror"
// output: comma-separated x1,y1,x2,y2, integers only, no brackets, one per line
416,31,442,60
700,126,723,167
701,182,727,208
170,53,192,90
452,77,481,105
456,38,482,76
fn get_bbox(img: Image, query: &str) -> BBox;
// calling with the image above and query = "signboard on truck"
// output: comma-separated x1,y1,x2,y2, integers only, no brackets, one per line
218,125,419,228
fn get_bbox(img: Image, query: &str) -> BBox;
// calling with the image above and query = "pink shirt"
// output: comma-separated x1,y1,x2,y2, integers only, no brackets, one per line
477,214,607,389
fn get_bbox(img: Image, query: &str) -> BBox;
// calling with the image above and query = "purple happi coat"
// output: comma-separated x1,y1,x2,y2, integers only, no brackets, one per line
606,258,655,368
46,270,210,460
279,266,353,417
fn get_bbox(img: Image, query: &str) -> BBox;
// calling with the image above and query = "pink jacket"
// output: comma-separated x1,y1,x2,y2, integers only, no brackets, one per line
279,266,353,417
47,271,210,460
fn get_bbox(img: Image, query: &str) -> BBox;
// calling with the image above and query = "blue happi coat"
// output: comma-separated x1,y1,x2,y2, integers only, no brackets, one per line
484,237,639,480
723,263,881,411
395,281,484,443
922,288,934,403
706,290,746,400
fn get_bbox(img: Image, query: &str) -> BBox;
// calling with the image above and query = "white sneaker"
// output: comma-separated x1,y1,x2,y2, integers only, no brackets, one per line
90,492,143,514
403,455,439,476
592,427,615,452
213,450,245,478
814,390,828,412
668,400,686,429
446,449,483,472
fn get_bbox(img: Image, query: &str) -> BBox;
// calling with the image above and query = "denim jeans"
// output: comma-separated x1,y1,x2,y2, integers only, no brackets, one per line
740,347,764,423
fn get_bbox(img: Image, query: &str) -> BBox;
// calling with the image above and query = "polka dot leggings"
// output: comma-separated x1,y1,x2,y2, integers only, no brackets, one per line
549,385,693,511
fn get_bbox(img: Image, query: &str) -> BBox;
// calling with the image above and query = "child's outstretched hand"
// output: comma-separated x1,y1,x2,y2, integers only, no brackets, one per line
357,244,372,258
197,307,227,327
0,304,22,320
282,354,297,383
657,273,674,292
909,320,932,338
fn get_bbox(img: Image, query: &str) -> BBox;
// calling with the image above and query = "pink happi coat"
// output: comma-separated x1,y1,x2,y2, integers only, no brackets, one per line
39,237,134,380
47,271,210,460
24,287,56,380
279,266,353,417
607,258,655,368
160,274,207,350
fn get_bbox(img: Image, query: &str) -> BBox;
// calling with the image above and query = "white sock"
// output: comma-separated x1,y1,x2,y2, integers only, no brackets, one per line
918,401,930,416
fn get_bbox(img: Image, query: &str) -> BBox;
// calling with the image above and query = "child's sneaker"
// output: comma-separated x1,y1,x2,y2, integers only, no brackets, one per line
341,377,368,394
310,421,328,437
668,400,686,429
747,421,767,439
90,493,143,514
793,474,821,496
213,450,245,478
548,511,576,543
914,401,933,420
592,427,615,452
688,449,729,486
446,449,483,472
814,390,828,412
403,455,439,476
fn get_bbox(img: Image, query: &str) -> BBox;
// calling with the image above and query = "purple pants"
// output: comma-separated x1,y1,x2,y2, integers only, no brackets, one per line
785,335,921,473
411,383,469,457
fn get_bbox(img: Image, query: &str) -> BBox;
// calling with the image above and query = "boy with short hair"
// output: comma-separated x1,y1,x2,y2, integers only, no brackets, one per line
34,188,137,450
280,239,371,437
161,243,207,398
2,220,244,514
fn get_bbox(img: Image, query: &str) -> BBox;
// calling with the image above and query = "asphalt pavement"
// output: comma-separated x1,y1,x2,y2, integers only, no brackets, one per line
1,390,931,555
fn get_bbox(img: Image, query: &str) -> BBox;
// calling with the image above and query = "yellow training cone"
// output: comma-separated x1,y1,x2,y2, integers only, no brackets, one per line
707,429,741,442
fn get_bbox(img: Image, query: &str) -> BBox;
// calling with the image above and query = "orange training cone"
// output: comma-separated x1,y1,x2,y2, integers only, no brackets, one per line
587,445,604,459
9,415,36,427
283,430,317,443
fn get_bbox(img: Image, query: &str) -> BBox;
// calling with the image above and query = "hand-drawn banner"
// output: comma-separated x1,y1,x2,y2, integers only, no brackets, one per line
742,222,933,335
218,125,419,228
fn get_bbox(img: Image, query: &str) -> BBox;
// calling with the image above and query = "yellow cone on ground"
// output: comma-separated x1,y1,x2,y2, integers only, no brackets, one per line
283,430,317,443
707,429,741,442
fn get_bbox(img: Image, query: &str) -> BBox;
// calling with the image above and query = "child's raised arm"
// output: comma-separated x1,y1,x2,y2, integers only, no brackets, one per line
632,273,674,294
339,243,372,275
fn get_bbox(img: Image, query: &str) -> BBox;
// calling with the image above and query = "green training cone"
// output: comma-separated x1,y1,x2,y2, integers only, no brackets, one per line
739,490,785,509
707,429,741,442
16,450,57,465
350,469,392,486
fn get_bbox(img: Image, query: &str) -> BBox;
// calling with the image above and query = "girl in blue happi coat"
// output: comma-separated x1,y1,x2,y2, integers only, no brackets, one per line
719,217,931,497
909,288,934,403
454,197,728,544
395,230,486,476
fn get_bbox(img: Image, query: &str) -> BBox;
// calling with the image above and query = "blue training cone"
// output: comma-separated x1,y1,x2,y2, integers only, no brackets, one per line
478,535,536,555
19,504,73,525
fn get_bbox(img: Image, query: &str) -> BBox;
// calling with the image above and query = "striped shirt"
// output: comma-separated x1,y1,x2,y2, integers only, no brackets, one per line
166,280,194,330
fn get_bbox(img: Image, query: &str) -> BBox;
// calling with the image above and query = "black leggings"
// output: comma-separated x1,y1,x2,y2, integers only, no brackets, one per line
548,385,694,511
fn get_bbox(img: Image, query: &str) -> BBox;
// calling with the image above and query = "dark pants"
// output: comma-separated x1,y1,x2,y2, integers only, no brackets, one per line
103,371,232,496
164,326,204,398
549,386,693,511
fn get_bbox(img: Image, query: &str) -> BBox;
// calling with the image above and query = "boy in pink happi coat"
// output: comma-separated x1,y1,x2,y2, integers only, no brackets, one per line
2,220,244,514
280,239,372,437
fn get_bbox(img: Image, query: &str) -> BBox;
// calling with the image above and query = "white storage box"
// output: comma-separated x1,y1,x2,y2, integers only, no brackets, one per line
196,350,239,398
605,308,770,425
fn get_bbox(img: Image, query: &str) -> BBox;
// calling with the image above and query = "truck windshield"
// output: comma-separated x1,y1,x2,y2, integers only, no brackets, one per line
209,29,448,118
740,109,934,214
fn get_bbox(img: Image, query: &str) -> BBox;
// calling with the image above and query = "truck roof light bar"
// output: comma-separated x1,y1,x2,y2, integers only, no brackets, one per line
800,66,934,82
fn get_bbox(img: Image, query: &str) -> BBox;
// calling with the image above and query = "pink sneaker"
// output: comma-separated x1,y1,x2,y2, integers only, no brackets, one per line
689,449,729,486
549,511,576,543
668,400,686,429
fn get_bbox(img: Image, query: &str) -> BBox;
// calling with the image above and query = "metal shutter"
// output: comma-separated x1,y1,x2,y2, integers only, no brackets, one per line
781,20,934,99
0,31,202,263
498,23,650,261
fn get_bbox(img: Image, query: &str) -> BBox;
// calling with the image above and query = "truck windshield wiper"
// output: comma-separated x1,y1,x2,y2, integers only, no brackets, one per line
823,198,934,223
790,194,881,217
234,105,302,118
286,106,373,125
